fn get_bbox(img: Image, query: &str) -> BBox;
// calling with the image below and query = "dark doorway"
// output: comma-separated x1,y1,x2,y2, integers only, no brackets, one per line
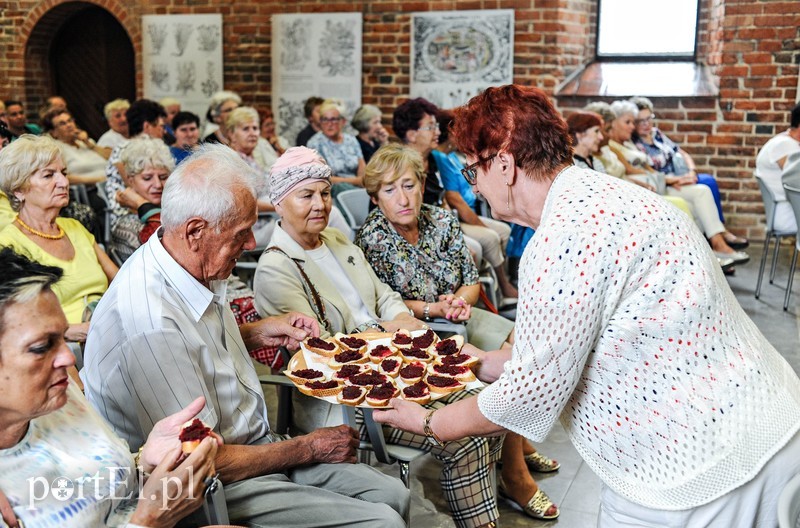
50,5,135,139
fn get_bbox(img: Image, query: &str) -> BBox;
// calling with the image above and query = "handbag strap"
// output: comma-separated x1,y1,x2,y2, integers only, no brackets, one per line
264,246,332,333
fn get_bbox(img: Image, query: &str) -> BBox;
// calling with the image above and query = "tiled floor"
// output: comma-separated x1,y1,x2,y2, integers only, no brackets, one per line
263,242,800,527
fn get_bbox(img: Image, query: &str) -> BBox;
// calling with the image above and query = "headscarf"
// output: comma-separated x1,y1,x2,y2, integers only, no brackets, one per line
267,146,331,204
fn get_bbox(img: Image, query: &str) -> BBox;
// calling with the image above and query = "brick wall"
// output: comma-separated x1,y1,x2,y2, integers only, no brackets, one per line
0,0,798,237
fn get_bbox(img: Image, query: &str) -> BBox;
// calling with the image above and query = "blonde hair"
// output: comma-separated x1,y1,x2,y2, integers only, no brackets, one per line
159,97,180,109
225,106,259,132
364,143,424,198
318,98,345,118
103,98,130,120
0,135,63,211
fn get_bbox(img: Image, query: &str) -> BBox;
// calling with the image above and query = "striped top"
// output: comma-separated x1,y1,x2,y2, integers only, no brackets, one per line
82,229,271,450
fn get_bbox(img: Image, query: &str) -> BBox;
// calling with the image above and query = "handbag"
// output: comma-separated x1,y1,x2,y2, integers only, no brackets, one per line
671,150,690,176
263,246,333,334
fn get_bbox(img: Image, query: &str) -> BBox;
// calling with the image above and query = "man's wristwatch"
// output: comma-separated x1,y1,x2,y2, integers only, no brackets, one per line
423,409,447,447
423,303,431,321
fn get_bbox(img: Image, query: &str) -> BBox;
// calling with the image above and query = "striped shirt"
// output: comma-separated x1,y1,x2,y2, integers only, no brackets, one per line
82,229,271,451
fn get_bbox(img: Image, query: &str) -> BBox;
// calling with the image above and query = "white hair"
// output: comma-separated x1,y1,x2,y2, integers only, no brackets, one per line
119,137,175,178
160,143,259,232
610,100,638,119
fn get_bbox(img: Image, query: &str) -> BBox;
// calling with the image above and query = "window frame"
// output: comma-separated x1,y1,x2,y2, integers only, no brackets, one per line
595,0,701,62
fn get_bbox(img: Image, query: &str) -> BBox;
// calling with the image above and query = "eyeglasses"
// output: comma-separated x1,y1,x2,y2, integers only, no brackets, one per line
320,117,343,124
54,117,75,127
461,153,497,185
635,115,655,125
418,123,439,131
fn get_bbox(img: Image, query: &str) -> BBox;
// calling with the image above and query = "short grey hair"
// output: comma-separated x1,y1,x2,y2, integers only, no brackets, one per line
610,100,638,119
351,105,382,133
104,98,130,120
584,102,616,128
160,143,259,232
225,106,259,132
629,96,654,113
119,137,175,180
0,135,63,211
208,90,242,118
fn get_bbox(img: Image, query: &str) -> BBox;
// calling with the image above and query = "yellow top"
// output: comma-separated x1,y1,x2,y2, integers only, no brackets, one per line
0,193,14,231
0,218,108,323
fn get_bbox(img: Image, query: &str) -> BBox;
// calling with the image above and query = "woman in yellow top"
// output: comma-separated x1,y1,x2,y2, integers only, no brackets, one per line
0,135,118,343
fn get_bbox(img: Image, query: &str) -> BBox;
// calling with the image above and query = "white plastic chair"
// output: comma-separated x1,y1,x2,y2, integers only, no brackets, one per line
781,184,800,310
336,188,370,230
755,176,797,299
777,472,800,528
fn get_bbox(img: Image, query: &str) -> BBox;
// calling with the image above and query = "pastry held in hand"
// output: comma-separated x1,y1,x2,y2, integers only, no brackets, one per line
179,418,213,454
305,336,340,357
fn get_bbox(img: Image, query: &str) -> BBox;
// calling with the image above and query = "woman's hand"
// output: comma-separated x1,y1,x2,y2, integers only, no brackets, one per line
140,397,223,474
372,398,427,435
437,294,471,322
64,322,90,343
116,188,149,212
463,344,510,383
129,437,218,528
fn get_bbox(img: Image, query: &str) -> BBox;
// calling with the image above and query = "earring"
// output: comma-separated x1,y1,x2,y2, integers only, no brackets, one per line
506,182,511,211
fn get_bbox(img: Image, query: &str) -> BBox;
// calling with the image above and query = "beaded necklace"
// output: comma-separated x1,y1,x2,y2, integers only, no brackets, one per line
15,215,65,240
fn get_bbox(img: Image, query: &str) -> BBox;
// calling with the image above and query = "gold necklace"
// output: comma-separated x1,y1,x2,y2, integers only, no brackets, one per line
15,215,65,240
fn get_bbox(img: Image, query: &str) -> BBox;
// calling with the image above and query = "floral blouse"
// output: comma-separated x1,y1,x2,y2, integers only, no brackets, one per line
633,128,679,173
355,204,478,303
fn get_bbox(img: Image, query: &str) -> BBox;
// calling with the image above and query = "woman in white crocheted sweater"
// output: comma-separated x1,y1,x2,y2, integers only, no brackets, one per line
375,84,800,527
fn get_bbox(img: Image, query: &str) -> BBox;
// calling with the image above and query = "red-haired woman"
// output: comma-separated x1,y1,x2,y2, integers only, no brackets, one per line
566,111,606,172
375,84,800,527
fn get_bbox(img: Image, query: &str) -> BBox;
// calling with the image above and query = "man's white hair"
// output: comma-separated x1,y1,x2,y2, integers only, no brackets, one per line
160,143,259,232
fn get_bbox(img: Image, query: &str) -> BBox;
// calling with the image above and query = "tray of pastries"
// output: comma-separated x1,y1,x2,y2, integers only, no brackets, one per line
285,329,482,408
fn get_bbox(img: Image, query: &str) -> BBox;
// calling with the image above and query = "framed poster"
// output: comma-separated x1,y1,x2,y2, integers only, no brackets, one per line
411,10,514,108
142,14,223,120
272,12,362,144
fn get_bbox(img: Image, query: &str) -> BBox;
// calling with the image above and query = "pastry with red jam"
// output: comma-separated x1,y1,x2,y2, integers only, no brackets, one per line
391,329,414,350
427,362,476,382
426,374,466,394
298,379,342,398
369,344,396,363
379,357,402,378
304,336,340,357
366,382,400,407
286,368,325,385
433,335,464,357
333,333,368,354
401,346,433,364
411,328,438,351
399,362,426,384
333,363,370,384
346,371,390,388
329,348,368,369
179,418,213,454
402,381,431,404
337,385,367,405
439,352,479,368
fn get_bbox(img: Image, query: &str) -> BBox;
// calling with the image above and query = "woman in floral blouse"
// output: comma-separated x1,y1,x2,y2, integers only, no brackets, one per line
355,143,561,521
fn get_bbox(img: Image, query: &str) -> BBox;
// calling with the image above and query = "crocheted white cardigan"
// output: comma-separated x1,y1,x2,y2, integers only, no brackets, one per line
478,166,800,510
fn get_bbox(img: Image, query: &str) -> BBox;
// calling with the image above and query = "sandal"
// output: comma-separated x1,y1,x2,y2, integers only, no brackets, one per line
498,476,560,520
723,233,749,250
524,451,560,473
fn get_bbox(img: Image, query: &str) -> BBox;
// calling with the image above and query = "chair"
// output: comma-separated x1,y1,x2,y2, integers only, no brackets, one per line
781,184,800,310
755,176,797,299
336,188,370,230
95,181,114,250
69,184,91,206
777,472,800,528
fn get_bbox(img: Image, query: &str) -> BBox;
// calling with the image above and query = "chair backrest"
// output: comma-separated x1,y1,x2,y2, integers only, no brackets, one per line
777,472,800,528
336,188,370,229
756,175,780,232
783,184,800,248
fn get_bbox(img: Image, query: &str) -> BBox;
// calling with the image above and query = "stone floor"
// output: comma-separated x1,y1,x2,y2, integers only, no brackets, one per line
262,241,800,527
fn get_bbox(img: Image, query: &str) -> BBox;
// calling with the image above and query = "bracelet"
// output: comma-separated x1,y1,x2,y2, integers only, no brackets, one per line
133,445,144,469
422,303,431,321
423,409,448,447
457,295,467,305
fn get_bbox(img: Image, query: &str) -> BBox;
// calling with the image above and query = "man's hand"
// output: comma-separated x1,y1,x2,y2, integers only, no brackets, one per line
304,424,359,464
243,312,319,351
141,396,223,474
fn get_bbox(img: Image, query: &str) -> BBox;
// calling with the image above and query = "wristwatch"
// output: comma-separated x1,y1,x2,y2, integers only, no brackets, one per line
423,409,447,447
422,303,431,321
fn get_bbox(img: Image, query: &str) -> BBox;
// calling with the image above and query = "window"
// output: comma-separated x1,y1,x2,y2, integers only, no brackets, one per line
597,0,700,60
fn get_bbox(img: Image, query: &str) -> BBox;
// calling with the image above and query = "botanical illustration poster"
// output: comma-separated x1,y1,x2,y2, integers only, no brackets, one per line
272,12,362,144
142,14,223,120
411,10,514,109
